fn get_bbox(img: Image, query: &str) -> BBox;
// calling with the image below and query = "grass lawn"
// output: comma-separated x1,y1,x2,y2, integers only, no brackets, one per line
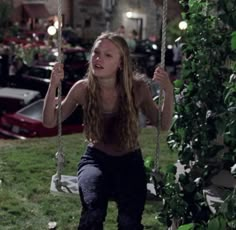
0,127,177,230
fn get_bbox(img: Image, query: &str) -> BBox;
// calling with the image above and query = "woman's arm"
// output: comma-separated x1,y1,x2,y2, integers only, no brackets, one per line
42,63,84,128
152,67,174,130
42,83,58,128
140,67,174,131
160,85,174,131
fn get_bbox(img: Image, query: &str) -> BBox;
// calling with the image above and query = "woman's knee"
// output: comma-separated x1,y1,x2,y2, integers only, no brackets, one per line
78,166,104,191
78,166,108,209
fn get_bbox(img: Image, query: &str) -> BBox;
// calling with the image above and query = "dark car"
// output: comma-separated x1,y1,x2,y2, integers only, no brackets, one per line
130,53,149,74
62,29,82,46
10,65,52,97
63,47,89,78
11,64,80,97
0,99,83,139
40,47,88,80
134,39,174,77
0,87,41,116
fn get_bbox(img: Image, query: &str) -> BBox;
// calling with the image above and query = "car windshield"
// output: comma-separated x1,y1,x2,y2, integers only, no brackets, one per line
43,53,57,62
17,100,44,121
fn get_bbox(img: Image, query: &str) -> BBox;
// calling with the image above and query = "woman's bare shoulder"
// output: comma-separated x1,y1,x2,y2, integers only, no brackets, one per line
73,78,88,89
70,78,88,104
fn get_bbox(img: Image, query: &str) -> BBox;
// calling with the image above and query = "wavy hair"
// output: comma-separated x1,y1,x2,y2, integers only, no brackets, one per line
84,32,139,150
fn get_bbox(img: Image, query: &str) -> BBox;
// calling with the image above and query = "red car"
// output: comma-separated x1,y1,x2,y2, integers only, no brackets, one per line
0,99,83,139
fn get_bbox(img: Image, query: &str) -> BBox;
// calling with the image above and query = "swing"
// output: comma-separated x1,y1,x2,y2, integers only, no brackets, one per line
50,0,168,200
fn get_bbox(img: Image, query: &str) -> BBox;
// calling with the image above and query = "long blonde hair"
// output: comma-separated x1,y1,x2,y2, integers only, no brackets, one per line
84,32,139,149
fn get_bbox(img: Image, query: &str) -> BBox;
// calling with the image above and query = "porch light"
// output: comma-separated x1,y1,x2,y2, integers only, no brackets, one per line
126,11,133,18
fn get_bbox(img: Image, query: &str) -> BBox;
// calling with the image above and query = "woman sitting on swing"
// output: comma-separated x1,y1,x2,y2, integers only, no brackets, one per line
43,32,174,230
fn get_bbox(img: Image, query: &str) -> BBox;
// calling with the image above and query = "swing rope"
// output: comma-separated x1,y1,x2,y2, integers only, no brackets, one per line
155,0,168,172
54,0,65,191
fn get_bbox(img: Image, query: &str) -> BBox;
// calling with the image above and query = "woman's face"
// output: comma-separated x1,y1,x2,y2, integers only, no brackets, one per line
91,38,122,79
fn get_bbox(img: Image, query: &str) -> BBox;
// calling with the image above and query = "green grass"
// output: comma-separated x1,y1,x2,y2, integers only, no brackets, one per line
0,127,177,230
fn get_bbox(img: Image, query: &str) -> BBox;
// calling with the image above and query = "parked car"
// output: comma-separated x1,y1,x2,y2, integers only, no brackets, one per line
64,47,89,72
10,64,81,97
130,53,149,74
0,87,41,116
134,39,174,77
0,99,84,139
40,46,89,78
62,29,82,46
9,64,52,97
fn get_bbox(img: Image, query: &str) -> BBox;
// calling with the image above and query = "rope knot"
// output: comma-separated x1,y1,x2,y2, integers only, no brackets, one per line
55,151,65,168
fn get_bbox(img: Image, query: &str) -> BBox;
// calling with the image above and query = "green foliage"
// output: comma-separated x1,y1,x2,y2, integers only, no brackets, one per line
231,31,236,50
144,156,155,174
219,188,236,229
178,223,194,230
158,0,236,229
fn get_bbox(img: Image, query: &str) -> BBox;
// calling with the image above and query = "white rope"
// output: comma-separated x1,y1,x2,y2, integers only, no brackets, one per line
55,0,64,187
155,0,168,171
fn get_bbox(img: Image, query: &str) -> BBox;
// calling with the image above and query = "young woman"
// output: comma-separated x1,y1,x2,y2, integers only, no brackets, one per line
43,32,174,230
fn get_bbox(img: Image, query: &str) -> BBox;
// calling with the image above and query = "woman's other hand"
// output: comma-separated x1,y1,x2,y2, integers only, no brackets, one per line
152,67,173,93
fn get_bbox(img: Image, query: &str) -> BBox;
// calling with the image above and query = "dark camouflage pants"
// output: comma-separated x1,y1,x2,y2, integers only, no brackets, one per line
77,146,147,230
